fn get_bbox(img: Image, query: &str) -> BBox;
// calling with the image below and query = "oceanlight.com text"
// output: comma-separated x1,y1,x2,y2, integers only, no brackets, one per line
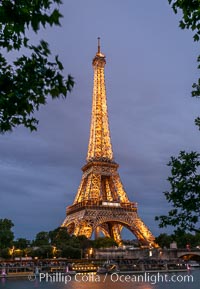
110,272,193,284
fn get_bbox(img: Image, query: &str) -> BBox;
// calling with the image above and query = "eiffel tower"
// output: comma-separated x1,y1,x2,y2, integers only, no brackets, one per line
62,39,158,248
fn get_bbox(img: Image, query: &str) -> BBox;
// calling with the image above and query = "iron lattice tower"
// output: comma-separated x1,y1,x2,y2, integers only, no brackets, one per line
62,39,158,247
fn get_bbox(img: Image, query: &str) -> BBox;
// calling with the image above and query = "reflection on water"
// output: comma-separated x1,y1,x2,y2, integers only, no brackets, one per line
0,270,199,289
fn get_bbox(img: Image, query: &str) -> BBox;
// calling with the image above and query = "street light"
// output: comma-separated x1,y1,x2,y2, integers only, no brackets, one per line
88,248,93,258
9,246,15,260
52,246,57,258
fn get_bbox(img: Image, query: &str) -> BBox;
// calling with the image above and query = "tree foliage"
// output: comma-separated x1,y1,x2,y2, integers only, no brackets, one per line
168,0,200,40
61,245,81,259
0,218,14,249
155,151,200,233
168,0,200,127
0,0,74,133
34,231,50,246
155,233,173,248
156,231,200,248
92,237,118,248
14,238,30,249
49,227,70,247
31,245,53,258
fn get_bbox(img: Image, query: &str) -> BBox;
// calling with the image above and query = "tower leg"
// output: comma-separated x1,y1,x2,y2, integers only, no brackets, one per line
110,224,123,246
94,227,100,239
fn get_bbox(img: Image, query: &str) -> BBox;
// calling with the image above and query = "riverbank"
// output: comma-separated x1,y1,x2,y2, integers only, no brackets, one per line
1,258,198,278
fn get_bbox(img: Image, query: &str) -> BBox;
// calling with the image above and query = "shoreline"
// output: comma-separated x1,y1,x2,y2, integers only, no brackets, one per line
1,258,199,279
1,268,198,279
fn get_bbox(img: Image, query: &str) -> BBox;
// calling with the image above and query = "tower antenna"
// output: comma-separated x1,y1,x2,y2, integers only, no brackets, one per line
97,37,100,53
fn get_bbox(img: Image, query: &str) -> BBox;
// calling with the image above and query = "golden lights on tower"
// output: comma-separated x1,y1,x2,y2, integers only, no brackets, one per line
87,37,113,162
62,39,158,248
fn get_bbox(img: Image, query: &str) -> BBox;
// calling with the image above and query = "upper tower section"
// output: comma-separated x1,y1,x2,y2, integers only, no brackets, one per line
87,38,114,162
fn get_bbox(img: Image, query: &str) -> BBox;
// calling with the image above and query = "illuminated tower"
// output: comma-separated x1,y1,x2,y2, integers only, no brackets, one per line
62,39,158,247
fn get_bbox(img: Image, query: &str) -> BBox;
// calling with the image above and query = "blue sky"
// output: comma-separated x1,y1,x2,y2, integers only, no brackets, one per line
0,0,199,240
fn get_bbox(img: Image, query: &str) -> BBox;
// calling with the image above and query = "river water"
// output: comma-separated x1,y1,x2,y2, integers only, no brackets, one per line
0,270,199,289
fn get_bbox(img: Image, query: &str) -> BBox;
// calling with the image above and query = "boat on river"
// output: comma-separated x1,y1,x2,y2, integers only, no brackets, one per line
187,261,200,268
97,261,120,274
0,267,34,278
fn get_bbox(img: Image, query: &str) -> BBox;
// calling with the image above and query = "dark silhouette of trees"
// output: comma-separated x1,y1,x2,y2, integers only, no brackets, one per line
156,151,200,233
168,0,200,127
0,0,74,133
0,218,14,249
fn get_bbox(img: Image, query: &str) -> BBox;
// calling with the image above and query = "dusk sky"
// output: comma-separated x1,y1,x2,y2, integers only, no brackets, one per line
0,0,199,241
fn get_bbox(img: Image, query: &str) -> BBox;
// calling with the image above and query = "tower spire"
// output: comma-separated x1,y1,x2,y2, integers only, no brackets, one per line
97,37,100,54
87,38,113,162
